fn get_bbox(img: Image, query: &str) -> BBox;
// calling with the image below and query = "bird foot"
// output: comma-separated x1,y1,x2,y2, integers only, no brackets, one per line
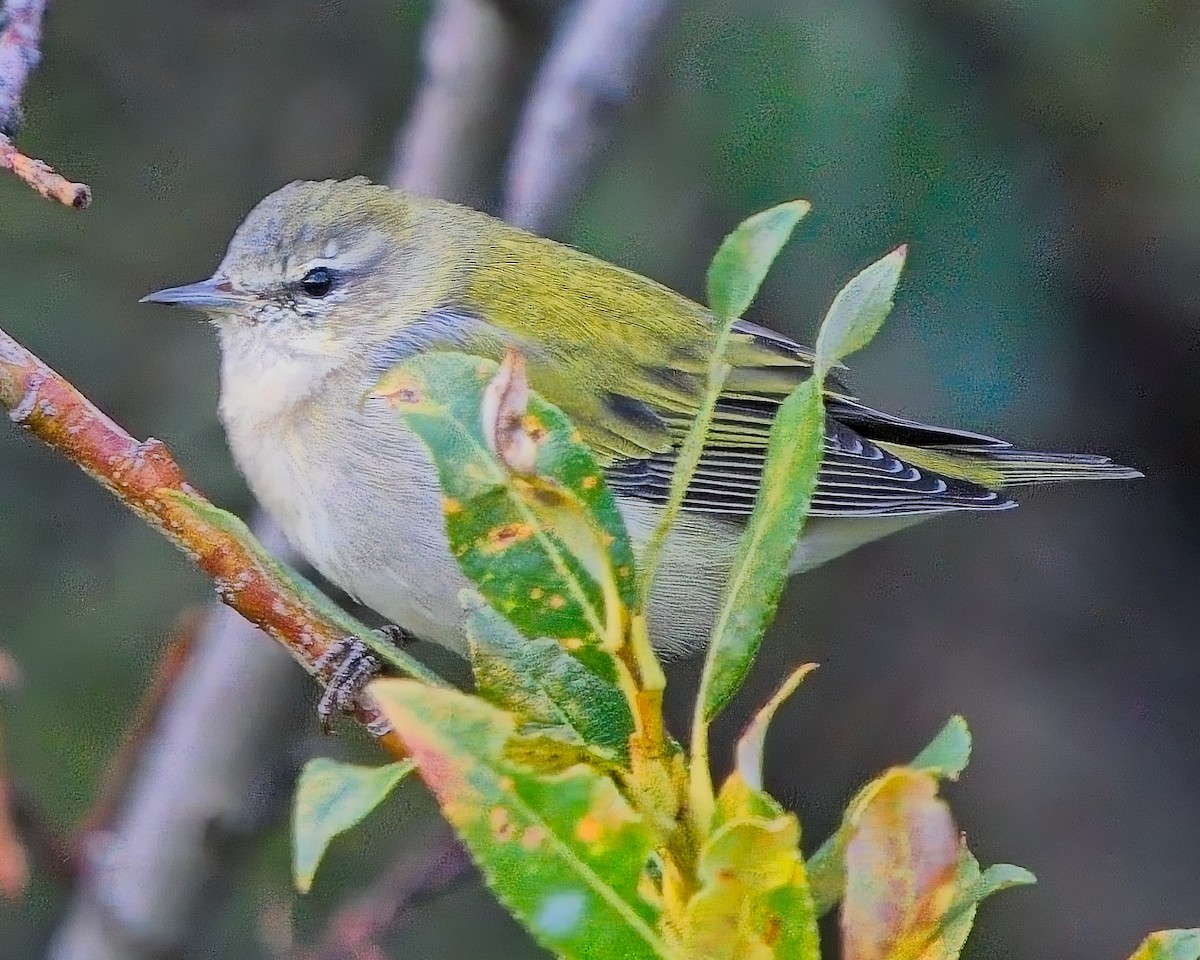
314,626,411,733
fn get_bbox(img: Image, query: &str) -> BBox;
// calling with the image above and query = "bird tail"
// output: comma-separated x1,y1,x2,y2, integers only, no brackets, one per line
875,442,1144,489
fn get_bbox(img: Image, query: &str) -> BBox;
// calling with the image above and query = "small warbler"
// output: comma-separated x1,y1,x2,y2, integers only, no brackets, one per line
143,179,1140,657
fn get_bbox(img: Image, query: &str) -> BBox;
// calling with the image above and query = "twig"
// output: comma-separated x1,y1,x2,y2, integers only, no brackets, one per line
0,137,89,206
0,0,90,207
285,820,473,960
0,716,29,898
0,328,411,757
7,782,75,883
0,646,21,689
72,611,203,842
502,0,678,235
389,0,557,209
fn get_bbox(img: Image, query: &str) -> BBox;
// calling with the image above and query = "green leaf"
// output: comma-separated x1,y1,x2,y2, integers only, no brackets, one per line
373,679,667,960
373,352,638,674
919,847,983,960
813,246,907,377
706,200,812,321
164,491,443,685
291,757,415,893
641,201,812,592
465,594,634,761
697,376,825,725
974,862,1036,900
911,715,972,781
882,850,1036,960
1128,930,1200,960
809,717,973,916
734,663,818,792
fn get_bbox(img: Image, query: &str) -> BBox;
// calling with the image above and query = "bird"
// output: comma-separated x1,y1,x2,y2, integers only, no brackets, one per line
142,178,1141,661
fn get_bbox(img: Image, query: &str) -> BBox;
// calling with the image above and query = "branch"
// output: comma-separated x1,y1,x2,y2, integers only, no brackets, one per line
71,611,203,842
0,328,415,757
284,820,472,960
26,0,680,953
0,0,90,207
0,716,29,899
388,0,557,209
44,3,557,956
502,0,678,234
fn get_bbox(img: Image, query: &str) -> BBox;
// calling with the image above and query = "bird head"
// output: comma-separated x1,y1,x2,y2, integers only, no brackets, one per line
141,178,445,371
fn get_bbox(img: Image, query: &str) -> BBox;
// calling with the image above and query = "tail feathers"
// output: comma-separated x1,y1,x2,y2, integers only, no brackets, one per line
957,449,1143,487
876,442,1143,490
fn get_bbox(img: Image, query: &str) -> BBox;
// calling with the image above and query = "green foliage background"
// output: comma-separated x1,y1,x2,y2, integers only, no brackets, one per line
1,1,1194,957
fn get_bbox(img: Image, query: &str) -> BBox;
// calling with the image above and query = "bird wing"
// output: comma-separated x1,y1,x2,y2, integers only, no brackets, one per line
603,387,1015,518
432,218,1130,519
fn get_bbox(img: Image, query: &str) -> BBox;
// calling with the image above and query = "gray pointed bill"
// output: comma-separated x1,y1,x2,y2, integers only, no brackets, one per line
139,276,254,312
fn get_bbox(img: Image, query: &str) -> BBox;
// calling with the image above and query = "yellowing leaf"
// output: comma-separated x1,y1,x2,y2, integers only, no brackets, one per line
682,813,819,960
372,679,667,960
841,768,959,960
1127,930,1200,960
291,757,415,893
809,716,974,916
715,772,785,827
735,663,818,792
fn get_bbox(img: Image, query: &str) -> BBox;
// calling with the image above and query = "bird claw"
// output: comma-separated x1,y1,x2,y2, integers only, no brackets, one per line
314,626,417,732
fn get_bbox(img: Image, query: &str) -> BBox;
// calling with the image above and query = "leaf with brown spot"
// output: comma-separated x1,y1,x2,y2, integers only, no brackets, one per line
681,812,819,960
373,679,667,960
467,597,634,762
372,353,638,674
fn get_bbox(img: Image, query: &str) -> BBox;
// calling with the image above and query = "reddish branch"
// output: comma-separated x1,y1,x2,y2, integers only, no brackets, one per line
0,720,29,898
286,822,473,960
73,612,202,840
0,326,408,760
0,0,90,207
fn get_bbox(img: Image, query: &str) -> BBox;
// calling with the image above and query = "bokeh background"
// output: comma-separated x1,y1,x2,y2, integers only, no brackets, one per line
2,0,1197,957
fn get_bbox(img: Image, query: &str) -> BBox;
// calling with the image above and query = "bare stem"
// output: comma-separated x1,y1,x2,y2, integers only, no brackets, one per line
0,326,417,759
502,0,678,235
0,0,90,207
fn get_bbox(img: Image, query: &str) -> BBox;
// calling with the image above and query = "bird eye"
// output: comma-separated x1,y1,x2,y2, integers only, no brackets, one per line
300,266,335,298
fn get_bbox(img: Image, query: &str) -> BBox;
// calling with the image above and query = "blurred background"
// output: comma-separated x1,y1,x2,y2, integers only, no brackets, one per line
1,0,1197,956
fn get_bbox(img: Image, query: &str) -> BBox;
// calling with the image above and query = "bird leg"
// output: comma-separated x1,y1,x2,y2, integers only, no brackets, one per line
314,626,412,732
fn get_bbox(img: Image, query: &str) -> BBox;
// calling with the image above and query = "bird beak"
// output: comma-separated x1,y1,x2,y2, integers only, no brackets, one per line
139,276,254,312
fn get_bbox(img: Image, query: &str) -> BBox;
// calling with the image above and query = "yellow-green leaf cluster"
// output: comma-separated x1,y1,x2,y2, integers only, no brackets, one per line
283,202,1140,960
